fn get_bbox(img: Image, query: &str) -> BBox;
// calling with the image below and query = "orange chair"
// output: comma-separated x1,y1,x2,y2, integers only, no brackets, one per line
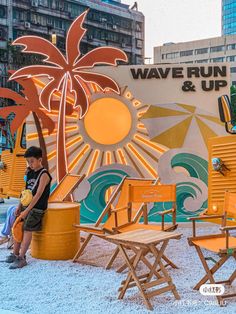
188,191,236,306
73,177,155,262
105,183,178,271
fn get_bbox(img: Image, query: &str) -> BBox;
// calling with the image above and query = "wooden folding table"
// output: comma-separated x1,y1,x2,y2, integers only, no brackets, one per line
107,229,182,310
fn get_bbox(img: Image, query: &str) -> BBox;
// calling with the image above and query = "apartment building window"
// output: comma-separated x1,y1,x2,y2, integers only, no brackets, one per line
195,59,209,63
0,6,6,19
13,10,27,22
166,52,179,59
180,50,193,57
224,2,236,10
195,48,208,55
210,46,225,53
224,22,236,30
227,55,236,62
39,0,48,6
136,39,143,49
227,44,236,50
162,54,165,59
232,81,236,86
230,67,236,73
210,57,224,62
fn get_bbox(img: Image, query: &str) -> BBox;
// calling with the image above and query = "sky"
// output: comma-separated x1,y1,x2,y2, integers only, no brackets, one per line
123,0,221,60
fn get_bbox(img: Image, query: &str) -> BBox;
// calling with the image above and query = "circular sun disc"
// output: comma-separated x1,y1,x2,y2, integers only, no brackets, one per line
84,98,132,145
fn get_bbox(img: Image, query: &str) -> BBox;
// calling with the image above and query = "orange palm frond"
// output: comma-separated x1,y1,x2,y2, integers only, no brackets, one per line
70,75,89,116
74,47,128,69
39,76,64,111
10,66,62,81
66,10,88,65
0,105,30,135
12,36,66,67
78,71,120,94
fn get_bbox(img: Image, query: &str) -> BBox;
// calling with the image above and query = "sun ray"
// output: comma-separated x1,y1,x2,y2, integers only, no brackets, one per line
87,150,100,175
137,130,149,136
131,139,159,162
68,141,85,158
77,148,93,175
117,148,128,165
68,144,90,172
123,146,144,177
47,150,56,161
106,151,112,165
127,143,158,178
137,123,146,129
113,151,118,163
44,110,78,120
100,151,105,167
134,134,166,153
137,110,147,118
66,135,83,149
27,125,78,140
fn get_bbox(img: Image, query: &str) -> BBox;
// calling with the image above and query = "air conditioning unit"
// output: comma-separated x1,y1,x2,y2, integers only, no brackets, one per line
112,25,117,30
101,18,107,23
31,0,39,7
24,22,31,29
121,43,126,48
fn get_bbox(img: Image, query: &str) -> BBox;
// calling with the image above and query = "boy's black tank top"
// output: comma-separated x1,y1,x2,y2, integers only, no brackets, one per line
26,168,52,210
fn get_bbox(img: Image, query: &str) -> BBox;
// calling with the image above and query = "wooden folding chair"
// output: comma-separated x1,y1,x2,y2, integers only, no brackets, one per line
73,177,157,263
188,191,236,306
73,178,178,272
49,173,85,202
106,184,178,271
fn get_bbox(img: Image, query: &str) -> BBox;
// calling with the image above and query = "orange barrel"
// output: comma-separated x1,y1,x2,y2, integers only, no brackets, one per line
31,202,80,260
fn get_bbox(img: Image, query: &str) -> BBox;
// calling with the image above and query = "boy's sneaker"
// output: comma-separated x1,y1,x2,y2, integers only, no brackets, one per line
5,253,18,263
9,256,27,269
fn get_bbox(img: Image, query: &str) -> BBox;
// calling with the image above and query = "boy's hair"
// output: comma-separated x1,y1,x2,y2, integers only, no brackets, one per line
24,146,42,159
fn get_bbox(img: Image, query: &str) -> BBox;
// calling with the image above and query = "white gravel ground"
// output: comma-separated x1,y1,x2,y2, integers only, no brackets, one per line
0,224,236,314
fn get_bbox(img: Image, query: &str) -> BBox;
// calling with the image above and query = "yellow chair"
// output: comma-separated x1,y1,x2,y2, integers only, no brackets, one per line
73,177,178,270
188,191,236,306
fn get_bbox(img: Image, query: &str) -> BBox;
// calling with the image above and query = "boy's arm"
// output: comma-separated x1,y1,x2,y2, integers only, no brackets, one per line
15,202,22,216
19,173,50,219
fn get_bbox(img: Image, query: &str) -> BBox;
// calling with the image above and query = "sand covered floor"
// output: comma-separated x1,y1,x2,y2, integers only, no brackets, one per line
0,225,236,314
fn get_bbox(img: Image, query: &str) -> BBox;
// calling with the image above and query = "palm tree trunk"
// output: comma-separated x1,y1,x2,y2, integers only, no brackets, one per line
32,112,49,171
56,73,68,183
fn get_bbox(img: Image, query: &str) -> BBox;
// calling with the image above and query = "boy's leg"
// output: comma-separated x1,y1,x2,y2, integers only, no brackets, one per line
8,231,31,269
5,240,21,263
19,231,32,258
13,240,21,256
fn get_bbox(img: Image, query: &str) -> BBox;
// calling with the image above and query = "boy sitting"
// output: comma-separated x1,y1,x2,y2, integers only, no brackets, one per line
5,146,52,269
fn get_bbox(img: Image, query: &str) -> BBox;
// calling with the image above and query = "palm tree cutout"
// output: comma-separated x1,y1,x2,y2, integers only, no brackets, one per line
0,74,56,170
10,10,128,182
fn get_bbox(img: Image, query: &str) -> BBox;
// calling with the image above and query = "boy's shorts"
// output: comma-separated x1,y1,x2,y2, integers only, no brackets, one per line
21,208,45,232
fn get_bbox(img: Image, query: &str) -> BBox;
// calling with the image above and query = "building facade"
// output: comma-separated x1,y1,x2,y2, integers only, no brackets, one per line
154,35,236,85
222,0,236,35
0,0,144,87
